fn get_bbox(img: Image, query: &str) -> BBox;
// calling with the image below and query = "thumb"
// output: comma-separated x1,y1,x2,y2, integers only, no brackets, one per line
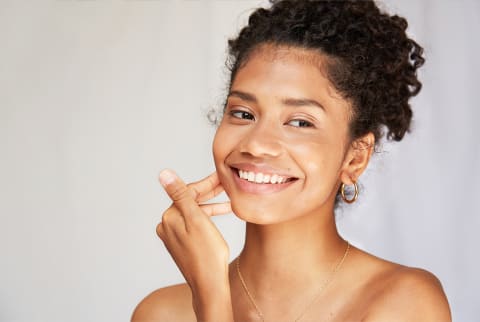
159,169,197,214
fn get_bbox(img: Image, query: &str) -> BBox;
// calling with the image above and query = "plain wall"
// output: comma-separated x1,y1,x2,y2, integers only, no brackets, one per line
1,1,479,321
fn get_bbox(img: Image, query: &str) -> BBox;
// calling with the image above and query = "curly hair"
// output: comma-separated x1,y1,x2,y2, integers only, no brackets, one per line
225,0,425,145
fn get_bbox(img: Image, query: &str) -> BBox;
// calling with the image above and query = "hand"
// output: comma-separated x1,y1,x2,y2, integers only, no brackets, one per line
156,169,233,320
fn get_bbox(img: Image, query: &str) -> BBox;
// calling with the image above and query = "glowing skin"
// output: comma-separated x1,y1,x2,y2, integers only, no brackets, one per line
132,45,451,322
213,45,354,225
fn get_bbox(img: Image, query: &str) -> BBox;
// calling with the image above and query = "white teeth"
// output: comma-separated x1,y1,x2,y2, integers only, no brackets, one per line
237,169,290,184
270,174,278,184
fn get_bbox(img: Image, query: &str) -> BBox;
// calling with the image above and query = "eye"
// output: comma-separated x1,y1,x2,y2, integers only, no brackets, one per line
287,119,314,128
230,110,255,121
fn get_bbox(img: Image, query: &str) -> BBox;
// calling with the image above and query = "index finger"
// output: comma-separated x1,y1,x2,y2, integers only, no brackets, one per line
188,172,224,203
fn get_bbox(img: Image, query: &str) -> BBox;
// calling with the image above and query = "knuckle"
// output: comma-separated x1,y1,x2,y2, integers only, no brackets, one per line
186,184,200,200
156,222,164,239
169,184,190,202
161,206,177,224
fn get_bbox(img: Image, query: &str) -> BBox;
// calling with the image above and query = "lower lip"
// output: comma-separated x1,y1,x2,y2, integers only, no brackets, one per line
230,168,297,195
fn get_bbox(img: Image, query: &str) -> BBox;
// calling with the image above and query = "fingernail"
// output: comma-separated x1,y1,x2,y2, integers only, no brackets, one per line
159,169,176,186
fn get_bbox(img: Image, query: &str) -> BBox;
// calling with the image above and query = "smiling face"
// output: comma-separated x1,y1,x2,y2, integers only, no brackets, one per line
213,45,368,225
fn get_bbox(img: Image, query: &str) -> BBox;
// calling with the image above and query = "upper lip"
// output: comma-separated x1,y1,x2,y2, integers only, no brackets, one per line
228,162,299,179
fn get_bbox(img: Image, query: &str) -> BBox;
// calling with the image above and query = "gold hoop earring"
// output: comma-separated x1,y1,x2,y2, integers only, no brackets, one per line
341,182,358,204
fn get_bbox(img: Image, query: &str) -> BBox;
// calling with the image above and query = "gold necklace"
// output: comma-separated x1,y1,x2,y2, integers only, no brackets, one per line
236,241,350,322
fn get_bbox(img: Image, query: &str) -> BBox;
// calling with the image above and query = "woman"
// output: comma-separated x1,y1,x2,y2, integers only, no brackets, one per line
132,1,451,321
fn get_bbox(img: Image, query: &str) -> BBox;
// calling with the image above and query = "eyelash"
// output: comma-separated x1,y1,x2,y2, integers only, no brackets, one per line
229,110,255,120
286,119,314,128
229,109,315,128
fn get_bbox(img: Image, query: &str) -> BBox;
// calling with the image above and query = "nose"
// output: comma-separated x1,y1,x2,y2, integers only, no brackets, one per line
238,121,284,158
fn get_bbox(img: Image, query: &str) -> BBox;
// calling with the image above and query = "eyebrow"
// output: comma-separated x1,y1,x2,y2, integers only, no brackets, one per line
228,90,325,111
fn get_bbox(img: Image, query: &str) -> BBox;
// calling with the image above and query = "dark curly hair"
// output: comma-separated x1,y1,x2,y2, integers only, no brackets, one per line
225,0,425,145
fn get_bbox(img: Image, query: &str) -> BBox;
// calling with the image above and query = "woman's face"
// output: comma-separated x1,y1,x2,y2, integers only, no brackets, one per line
213,45,355,224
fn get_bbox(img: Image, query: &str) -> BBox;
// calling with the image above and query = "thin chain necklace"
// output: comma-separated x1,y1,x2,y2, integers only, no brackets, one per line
236,241,350,322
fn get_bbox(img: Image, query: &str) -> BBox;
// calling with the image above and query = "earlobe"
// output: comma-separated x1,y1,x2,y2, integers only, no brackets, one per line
340,132,375,184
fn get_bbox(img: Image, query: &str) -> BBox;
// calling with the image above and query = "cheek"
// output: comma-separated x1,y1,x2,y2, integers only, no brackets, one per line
212,119,246,165
212,131,238,212
212,124,233,184
292,141,345,186
212,130,225,173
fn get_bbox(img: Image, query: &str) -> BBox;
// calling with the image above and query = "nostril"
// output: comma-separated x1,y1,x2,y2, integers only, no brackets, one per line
239,138,284,158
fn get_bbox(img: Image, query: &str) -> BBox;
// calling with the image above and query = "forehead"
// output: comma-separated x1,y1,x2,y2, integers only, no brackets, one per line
249,44,330,70
231,44,349,109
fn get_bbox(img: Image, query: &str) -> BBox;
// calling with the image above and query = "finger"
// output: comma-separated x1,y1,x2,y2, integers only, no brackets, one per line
156,223,184,262
157,211,184,239
195,183,225,203
199,202,232,217
156,222,165,239
188,172,224,203
159,169,198,215
157,207,188,239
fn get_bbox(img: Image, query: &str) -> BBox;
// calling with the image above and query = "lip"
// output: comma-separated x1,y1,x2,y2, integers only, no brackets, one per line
229,164,298,195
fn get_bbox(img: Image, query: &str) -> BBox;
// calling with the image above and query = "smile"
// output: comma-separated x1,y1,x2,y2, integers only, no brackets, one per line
229,165,298,195
237,169,293,184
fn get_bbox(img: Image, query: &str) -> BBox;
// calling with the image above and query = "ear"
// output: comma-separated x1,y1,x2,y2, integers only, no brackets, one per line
340,132,375,185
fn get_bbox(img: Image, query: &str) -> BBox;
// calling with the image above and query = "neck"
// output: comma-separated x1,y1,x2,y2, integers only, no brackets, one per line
237,210,347,294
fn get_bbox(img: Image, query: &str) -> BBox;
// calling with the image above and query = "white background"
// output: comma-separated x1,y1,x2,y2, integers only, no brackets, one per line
1,0,479,321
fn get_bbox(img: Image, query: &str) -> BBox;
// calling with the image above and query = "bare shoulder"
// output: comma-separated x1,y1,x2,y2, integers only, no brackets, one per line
364,263,451,322
131,283,195,322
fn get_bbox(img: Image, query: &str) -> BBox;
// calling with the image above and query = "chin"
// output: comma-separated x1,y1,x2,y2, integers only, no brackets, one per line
230,201,294,225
